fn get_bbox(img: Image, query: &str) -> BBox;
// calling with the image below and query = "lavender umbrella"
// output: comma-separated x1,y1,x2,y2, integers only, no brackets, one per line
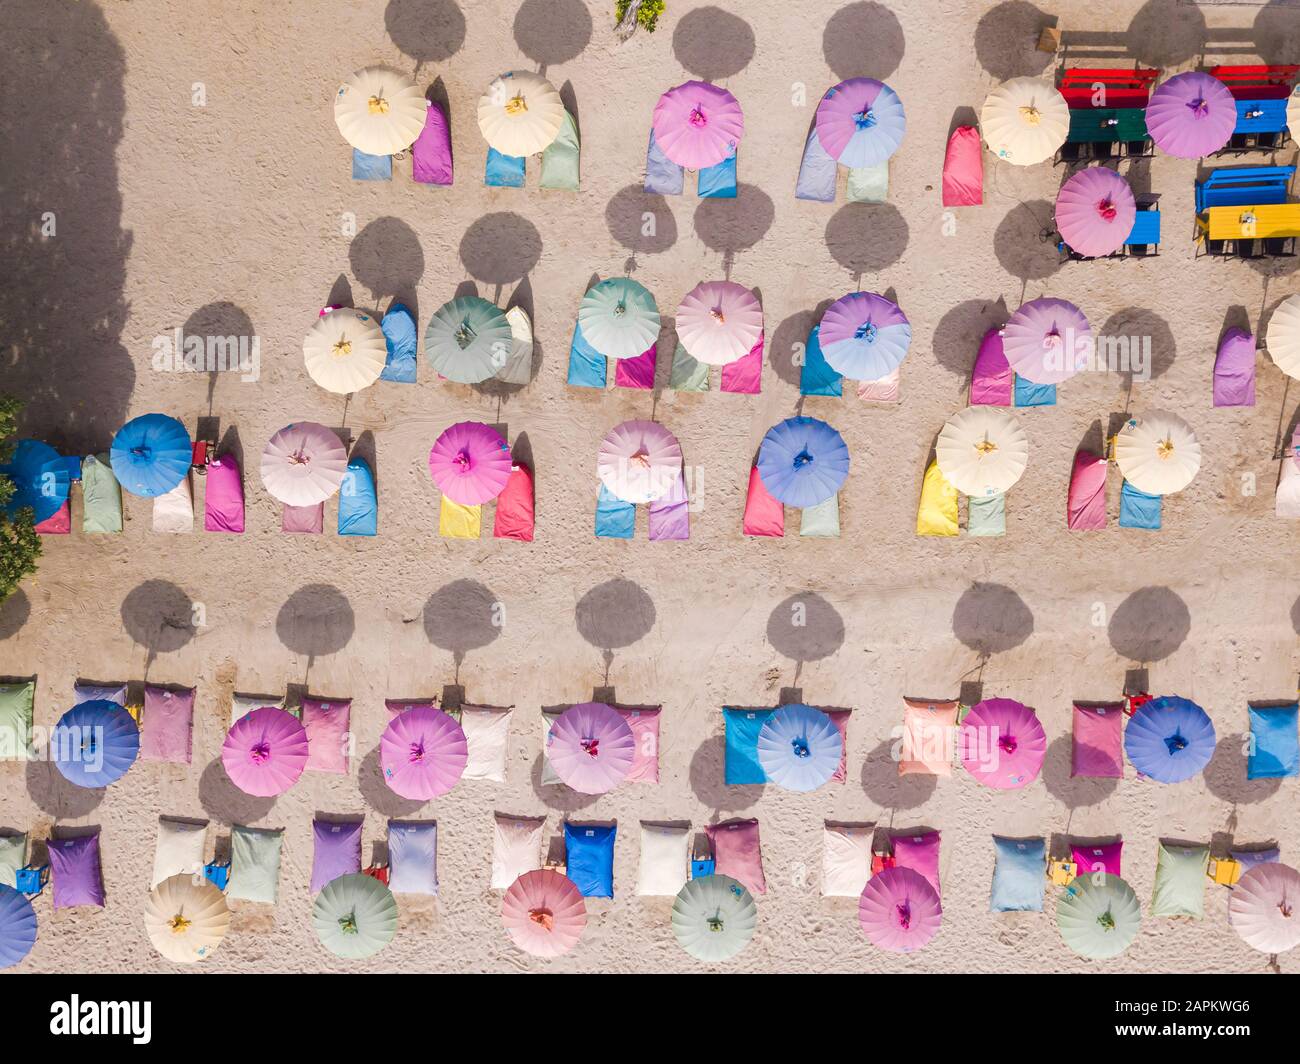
545,702,635,794
756,704,843,792
0,885,36,969
1003,298,1091,385
379,707,468,800
858,866,942,953
815,78,907,168
428,421,512,505
959,698,1047,789
1055,168,1137,258
1124,696,1216,784
1147,72,1236,159
221,706,310,797
818,292,912,380
757,416,850,507
52,700,140,788
652,81,745,170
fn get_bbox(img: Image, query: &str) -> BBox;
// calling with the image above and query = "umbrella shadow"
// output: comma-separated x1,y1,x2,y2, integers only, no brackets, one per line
574,579,656,683
823,2,905,82
1254,2,1300,66
1041,733,1120,809
688,733,766,811
358,744,428,819
951,583,1034,660
459,213,543,298
860,737,937,812
672,6,755,81
384,0,466,73
120,580,196,675
25,758,104,819
424,579,503,679
181,301,256,416
1107,587,1189,663
606,184,679,264
275,585,355,684
349,217,425,309
1203,734,1282,806
973,1,1054,80
1125,0,1206,68
1098,308,1176,385
992,200,1061,291
197,757,278,824
0,588,30,641
512,0,592,72
930,297,1009,377
824,204,909,287
693,184,774,277
766,592,845,686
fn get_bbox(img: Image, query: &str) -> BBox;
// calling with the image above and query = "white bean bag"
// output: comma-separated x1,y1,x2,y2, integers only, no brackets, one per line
151,474,194,533
822,822,875,897
461,704,512,782
636,822,689,896
491,814,544,889
230,692,285,727
151,817,207,887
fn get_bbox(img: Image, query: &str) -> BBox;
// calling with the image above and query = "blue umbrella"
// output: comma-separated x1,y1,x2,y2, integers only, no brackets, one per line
757,416,850,508
110,414,191,497
1124,696,1216,783
0,885,36,969
51,699,140,789
0,439,70,523
756,704,843,792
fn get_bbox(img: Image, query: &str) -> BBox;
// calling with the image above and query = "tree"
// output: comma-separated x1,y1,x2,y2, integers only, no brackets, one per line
0,394,41,604
615,0,665,40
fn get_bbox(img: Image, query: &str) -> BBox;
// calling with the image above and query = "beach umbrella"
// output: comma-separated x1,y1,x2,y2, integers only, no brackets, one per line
596,420,682,504
0,885,36,970
303,309,387,395
428,421,512,505
379,707,468,801
144,874,230,964
1113,411,1201,496
424,296,513,384
1003,298,1091,384
936,407,1028,497
858,866,942,953
1055,168,1137,258
1229,863,1300,954
260,422,348,506
980,77,1070,165
334,67,427,156
501,870,587,958
1057,874,1142,959
313,873,398,959
652,81,745,170
756,704,843,792
1124,696,1215,784
110,414,192,498
1146,72,1236,159
959,698,1047,790
545,702,635,794
477,71,565,157
757,416,850,508
0,439,70,524
814,77,907,168
221,706,309,797
578,278,661,360
671,875,757,962
1265,293,1300,380
818,292,912,381
51,699,139,789
675,281,763,365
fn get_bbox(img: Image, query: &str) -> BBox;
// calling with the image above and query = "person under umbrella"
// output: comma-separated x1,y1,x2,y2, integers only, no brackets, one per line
1124,696,1216,784
1229,863,1300,955
424,296,513,384
675,281,762,365
1265,293,1300,380
501,869,587,958
1055,168,1137,259
428,422,513,505
980,77,1070,165
0,439,70,524
546,702,636,794
814,77,907,168
1113,411,1201,496
756,416,850,508
144,874,230,964
858,866,942,953
1002,297,1091,384
578,277,661,360
653,81,744,170
313,873,398,959
936,407,1028,497
334,67,427,157
959,698,1047,789
671,875,757,962
478,71,565,157
597,420,682,504
756,704,843,792
379,707,468,801
1057,874,1142,959
818,292,912,381
1146,72,1237,159
303,309,387,395
221,706,309,797
110,414,192,498
51,699,140,789
260,422,348,507
0,885,36,970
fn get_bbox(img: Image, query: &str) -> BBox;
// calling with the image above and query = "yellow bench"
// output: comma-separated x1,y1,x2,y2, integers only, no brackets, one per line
1197,203,1300,241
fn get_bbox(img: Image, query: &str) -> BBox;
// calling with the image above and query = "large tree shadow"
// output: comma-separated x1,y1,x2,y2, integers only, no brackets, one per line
0,588,30,640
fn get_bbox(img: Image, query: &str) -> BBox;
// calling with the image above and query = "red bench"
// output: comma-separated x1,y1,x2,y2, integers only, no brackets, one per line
1059,67,1159,109
1210,64,1300,101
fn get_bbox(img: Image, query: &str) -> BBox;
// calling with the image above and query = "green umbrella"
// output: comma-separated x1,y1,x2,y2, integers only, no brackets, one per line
1057,874,1141,960
671,874,756,962
312,873,398,959
578,277,660,360
425,296,513,384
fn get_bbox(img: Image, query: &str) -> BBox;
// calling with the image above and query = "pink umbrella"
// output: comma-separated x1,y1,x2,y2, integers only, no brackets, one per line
675,281,763,366
1055,168,1137,258
858,866,942,953
597,420,682,504
1229,863,1300,954
428,421,512,505
501,870,587,958
221,707,309,797
1002,298,1091,385
814,77,907,168
260,422,348,506
1147,72,1236,159
546,702,635,794
652,81,744,170
959,698,1047,789
379,707,468,800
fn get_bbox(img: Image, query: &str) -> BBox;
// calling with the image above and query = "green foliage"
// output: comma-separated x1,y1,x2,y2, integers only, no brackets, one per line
616,0,665,34
0,393,41,603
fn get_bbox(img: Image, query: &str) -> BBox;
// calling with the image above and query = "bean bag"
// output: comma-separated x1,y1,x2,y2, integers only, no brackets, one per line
540,111,580,191
846,160,889,203
705,819,766,895
669,341,710,392
140,684,194,764
282,502,323,533
697,152,737,198
720,331,763,394
203,453,244,533
82,453,123,533
310,819,362,893
990,836,1045,912
496,305,534,385
916,461,958,537
1212,327,1256,407
742,465,784,537
152,474,193,533
485,147,525,188
439,497,481,539
460,704,512,782
49,832,105,909
151,817,206,887
0,833,26,888
1067,451,1107,530
970,327,1012,405
301,696,351,774
967,492,1005,537
388,821,438,895
564,822,616,898
723,707,773,785
491,814,544,888
1073,839,1123,880
352,149,391,180
648,473,689,542
566,321,607,388
595,484,635,539
899,697,958,775
1072,701,1125,777
1118,480,1161,530
1151,841,1209,918
338,458,377,537
795,127,837,203
1013,374,1056,407
74,682,126,706
644,129,684,195
800,323,842,396
230,692,284,726
228,825,283,904
892,831,941,895
942,126,983,207
637,822,688,896
857,366,900,403
614,340,657,389
35,499,70,534
380,303,418,383
1277,456,1300,518
0,682,33,760
800,495,840,537
411,102,453,186
616,704,661,783
1247,701,1299,779
823,822,874,897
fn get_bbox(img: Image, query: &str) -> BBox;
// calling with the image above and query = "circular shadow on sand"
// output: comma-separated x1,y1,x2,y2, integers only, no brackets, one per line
121,580,196,654
823,2,905,82
358,744,428,818
1040,733,1119,808
1255,2,1300,65
276,585,355,658
25,759,105,819
1107,587,1189,663
459,213,543,286
606,184,678,256
529,751,602,812
689,734,766,810
385,0,467,65
931,298,1009,376
0,588,30,640
575,579,656,650
197,757,278,824
974,1,1053,81
1098,308,1176,382
1126,0,1206,68
513,0,592,67
766,593,845,664
349,217,425,301
424,580,502,661
1289,594,1300,635
860,738,936,811
952,583,1034,657
182,301,255,347
672,6,756,81
694,184,775,256
993,200,1061,282
824,203,909,277
1204,734,1282,805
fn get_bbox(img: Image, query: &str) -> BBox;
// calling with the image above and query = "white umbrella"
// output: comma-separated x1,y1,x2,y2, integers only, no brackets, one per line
303,309,387,394
260,422,348,506
675,281,763,366
334,67,428,156
936,407,1029,497
1265,293,1300,380
980,77,1070,165
144,874,230,964
477,71,565,157
1113,411,1201,496
597,420,682,504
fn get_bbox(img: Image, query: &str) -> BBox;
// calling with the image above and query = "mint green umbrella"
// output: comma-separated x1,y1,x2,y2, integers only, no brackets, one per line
312,873,398,959
1057,874,1141,959
671,875,756,962
578,277,660,359
425,296,513,384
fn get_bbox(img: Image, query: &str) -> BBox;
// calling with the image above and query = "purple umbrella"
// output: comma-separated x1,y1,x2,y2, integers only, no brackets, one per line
221,707,309,797
428,421,512,505
1147,72,1236,159
1003,298,1091,385
1055,168,1136,258
379,707,468,800
858,866,942,953
818,292,912,380
959,698,1047,789
814,78,907,168
545,702,635,794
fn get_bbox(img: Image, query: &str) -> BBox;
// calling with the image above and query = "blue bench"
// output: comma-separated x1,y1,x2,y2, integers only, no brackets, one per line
1234,98,1289,135
1126,209,1161,249
1195,165,1295,213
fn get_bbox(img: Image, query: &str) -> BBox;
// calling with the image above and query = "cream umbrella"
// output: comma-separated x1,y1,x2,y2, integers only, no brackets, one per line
334,67,428,156
303,309,387,395
1113,411,1201,496
1229,863,1300,955
936,407,1029,497
144,874,230,964
260,422,348,506
980,77,1070,165
478,71,565,156
1265,293,1300,380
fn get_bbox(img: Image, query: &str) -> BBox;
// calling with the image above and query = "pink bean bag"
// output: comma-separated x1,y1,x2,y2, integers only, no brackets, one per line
942,126,983,207
706,818,766,895
1071,701,1124,777
204,453,245,533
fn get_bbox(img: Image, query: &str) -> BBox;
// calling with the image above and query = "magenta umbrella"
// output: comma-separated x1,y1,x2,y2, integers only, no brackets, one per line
501,870,587,958
1055,167,1136,258
428,421,512,505
221,707,309,797
546,702,635,794
858,867,942,953
652,81,744,170
1002,298,1091,384
959,698,1047,789
1147,72,1236,158
379,707,468,800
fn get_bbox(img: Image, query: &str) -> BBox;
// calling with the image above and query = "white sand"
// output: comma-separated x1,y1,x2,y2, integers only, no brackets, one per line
2,0,1300,972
